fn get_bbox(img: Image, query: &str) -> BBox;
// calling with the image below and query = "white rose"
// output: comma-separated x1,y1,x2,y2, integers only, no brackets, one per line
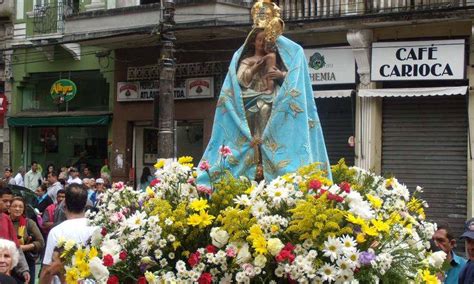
267,238,284,256
428,251,447,269
89,257,110,281
101,238,121,262
236,243,251,264
254,254,267,268
210,227,230,248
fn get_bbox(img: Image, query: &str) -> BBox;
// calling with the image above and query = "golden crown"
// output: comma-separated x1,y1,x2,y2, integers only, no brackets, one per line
251,0,284,44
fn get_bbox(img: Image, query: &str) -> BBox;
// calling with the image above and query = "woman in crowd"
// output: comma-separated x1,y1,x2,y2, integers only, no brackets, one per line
139,167,153,191
9,197,44,284
0,238,20,282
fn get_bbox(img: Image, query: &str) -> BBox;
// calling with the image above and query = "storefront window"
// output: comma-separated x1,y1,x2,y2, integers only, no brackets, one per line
27,126,108,176
22,70,109,112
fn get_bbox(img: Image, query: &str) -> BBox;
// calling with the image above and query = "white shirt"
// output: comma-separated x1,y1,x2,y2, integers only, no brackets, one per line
24,170,42,190
47,181,63,203
67,177,83,185
14,173,24,186
43,218,97,265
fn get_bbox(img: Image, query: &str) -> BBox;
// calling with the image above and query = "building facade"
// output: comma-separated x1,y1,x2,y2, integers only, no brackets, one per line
7,0,474,241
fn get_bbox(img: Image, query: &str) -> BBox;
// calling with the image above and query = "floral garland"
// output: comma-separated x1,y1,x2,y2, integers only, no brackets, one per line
58,152,446,284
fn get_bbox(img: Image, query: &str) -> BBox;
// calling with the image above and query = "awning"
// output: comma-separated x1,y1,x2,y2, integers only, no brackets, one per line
313,90,353,98
7,115,111,127
358,86,468,98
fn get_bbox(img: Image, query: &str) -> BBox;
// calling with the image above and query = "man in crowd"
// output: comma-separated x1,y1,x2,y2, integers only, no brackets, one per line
41,183,97,281
459,218,474,283
0,187,30,283
24,161,42,191
47,171,63,204
66,167,82,185
33,184,53,215
41,189,66,235
13,167,25,187
432,223,466,283
81,166,93,179
3,167,15,185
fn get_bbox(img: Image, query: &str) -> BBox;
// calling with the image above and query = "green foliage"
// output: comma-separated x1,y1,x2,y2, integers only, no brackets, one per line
209,172,251,216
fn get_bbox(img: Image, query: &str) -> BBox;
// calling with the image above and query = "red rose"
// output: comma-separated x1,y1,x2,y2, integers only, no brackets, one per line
309,179,322,190
107,275,119,284
101,227,107,236
119,250,127,261
188,251,201,267
103,254,114,267
150,178,160,187
198,272,212,284
339,181,351,193
276,254,285,262
137,276,147,284
283,243,295,252
206,245,217,254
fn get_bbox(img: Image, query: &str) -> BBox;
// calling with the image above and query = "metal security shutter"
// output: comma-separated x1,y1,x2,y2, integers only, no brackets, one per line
382,95,467,246
316,98,355,166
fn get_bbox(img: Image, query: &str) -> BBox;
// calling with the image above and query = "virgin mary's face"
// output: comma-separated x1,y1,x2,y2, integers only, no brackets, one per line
255,31,266,53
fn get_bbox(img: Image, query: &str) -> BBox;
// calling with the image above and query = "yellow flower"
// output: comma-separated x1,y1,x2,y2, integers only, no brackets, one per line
89,247,98,259
64,240,76,252
154,159,165,169
77,261,91,278
187,213,202,226
245,185,255,195
178,156,194,168
346,213,365,226
385,178,393,188
74,248,86,264
65,267,80,284
190,199,209,212
371,219,390,233
421,269,439,284
270,225,280,234
172,241,181,250
356,233,366,243
145,271,157,284
199,210,215,227
146,186,155,196
366,194,383,209
361,223,379,237
253,237,268,255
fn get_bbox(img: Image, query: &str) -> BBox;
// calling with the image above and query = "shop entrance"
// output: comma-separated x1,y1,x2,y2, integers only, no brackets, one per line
133,120,204,189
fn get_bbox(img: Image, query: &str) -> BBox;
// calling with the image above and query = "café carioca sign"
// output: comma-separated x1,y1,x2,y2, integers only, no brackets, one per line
50,79,77,102
371,39,465,81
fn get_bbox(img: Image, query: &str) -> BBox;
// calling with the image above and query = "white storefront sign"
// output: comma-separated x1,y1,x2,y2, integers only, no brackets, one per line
185,77,214,99
371,39,465,81
304,47,356,85
117,81,186,101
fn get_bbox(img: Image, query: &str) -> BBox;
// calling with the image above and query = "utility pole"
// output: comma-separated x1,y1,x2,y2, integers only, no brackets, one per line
155,0,176,158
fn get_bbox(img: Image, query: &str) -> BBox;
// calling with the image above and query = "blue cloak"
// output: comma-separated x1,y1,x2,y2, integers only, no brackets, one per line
197,35,332,184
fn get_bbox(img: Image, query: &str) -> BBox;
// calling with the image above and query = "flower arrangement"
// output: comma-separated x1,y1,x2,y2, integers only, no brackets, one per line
60,154,445,283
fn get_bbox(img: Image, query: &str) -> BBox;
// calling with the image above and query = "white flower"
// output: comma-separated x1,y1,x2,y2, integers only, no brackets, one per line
89,257,110,281
210,227,230,248
319,263,337,282
323,236,342,262
168,252,175,259
339,235,357,253
101,238,121,262
165,218,173,226
251,200,269,217
125,211,147,230
254,254,267,268
267,238,285,256
234,194,251,206
428,251,447,269
274,266,285,278
235,242,251,264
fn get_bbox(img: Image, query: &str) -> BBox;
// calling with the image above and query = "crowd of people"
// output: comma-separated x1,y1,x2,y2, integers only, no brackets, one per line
0,162,111,283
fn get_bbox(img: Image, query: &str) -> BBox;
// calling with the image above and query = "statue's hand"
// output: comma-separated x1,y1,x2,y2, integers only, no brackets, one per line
266,66,286,80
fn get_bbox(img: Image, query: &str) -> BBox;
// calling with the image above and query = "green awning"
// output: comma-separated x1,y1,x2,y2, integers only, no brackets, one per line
7,115,111,127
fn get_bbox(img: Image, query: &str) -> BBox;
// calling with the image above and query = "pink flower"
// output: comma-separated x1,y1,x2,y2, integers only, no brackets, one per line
150,178,160,187
199,160,211,171
188,251,201,267
197,185,212,195
219,145,233,157
339,181,351,193
309,179,322,190
103,254,114,267
114,182,124,190
226,247,236,257
110,212,124,223
187,177,195,184
119,250,127,261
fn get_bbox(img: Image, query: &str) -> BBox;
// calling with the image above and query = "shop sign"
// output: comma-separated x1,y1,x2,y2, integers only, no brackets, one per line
0,93,8,115
50,79,77,102
371,39,465,81
185,77,214,99
304,47,356,85
117,81,186,101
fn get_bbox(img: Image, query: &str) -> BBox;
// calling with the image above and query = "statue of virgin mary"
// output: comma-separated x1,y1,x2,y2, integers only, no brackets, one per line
197,0,331,184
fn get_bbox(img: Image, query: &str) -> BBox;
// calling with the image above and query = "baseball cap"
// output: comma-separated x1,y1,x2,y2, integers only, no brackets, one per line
96,178,104,184
460,218,474,240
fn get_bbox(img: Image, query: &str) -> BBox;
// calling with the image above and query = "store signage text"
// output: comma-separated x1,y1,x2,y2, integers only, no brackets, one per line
50,79,77,102
304,47,356,85
371,39,465,81
117,81,203,102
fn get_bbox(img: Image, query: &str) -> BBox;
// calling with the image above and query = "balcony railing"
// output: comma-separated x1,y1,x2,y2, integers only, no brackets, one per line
275,0,470,20
33,1,78,35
